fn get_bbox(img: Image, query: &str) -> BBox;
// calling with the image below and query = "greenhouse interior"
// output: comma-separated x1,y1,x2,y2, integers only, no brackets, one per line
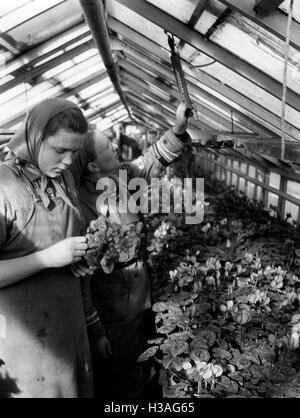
1,0,300,401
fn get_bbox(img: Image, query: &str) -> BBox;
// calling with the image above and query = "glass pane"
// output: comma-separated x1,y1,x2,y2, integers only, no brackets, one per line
221,168,226,181
0,0,65,32
287,181,300,199
232,173,238,186
257,169,264,183
239,178,246,193
240,162,247,174
247,182,255,200
268,193,279,209
284,201,298,223
269,172,281,189
257,186,263,202
226,170,231,186
248,165,256,178
233,160,239,170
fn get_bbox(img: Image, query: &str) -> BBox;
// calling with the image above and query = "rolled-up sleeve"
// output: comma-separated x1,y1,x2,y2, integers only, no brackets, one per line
126,128,191,182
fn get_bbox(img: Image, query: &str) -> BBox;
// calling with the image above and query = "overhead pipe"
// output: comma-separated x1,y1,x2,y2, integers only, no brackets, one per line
79,0,132,119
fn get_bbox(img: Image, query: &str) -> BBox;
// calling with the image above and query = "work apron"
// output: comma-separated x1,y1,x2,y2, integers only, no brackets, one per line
0,167,93,398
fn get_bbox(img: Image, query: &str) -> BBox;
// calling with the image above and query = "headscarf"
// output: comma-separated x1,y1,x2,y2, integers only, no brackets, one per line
6,98,86,211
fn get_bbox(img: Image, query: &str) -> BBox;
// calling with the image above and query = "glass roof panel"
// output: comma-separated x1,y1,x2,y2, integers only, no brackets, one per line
0,82,31,105
56,55,105,85
79,79,112,99
86,87,115,103
40,24,89,55
91,93,120,108
0,0,299,138
209,14,300,95
194,0,227,35
0,82,61,126
42,48,98,79
105,104,125,117
33,51,64,67
0,74,14,87
108,0,170,50
7,0,83,47
145,0,198,24
72,48,98,64
43,60,74,79
0,1,30,17
107,0,300,129
64,35,93,52
0,0,65,32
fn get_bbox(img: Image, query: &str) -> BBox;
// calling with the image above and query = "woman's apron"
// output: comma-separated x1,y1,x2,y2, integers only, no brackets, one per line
0,166,93,398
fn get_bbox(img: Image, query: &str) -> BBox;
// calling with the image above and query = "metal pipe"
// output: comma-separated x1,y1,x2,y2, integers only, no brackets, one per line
79,0,132,119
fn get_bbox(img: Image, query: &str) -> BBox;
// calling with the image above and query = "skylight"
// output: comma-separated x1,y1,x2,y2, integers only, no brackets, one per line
0,0,65,32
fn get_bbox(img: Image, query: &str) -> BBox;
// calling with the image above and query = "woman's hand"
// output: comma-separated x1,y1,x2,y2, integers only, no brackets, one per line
173,101,192,135
70,262,98,278
0,237,89,288
94,336,112,360
41,237,88,268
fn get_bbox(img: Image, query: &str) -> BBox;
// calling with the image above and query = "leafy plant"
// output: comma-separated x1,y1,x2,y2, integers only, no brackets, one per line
140,172,300,398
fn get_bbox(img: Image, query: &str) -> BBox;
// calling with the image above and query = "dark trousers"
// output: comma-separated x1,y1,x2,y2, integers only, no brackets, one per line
92,309,158,400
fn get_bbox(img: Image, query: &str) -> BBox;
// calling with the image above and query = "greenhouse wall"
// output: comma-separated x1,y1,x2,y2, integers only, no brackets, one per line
196,149,300,224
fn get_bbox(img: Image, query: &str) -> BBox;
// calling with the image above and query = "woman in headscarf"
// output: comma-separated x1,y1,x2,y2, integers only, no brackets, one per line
0,98,93,398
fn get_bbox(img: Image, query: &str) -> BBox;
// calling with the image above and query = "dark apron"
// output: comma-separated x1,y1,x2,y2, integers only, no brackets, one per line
0,167,93,398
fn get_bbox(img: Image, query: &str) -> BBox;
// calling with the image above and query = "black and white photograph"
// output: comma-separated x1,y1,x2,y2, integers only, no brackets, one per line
0,0,300,404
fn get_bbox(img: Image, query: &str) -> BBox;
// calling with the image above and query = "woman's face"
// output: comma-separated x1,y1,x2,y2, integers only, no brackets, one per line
38,128,86,177
95,142,119,173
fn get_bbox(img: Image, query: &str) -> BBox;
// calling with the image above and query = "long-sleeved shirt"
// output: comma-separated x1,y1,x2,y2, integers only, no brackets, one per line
71,128,191,339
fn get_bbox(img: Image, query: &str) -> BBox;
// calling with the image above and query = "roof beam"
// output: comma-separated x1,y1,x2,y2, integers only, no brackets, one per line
122,74,217,132
132,109,169,130
90,113,129,130
127,87,214,136
121,70,227,131
87,99,122,120
0,38,95,94
218,0,300,52
1,70,109,129
126,86,182,123
132,106,169,129
108,17,300,140
126,84,265,138
58,70,109,99
178,0,209,48
0,23,89,79
114,0,300,111
0,32,23,54
119,58,252,132
123,76,266,138
129,102,170,129
132,114,165,131
119,43,275,137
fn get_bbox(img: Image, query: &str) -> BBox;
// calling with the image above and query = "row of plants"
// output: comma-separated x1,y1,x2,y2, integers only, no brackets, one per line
141,174,300,398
